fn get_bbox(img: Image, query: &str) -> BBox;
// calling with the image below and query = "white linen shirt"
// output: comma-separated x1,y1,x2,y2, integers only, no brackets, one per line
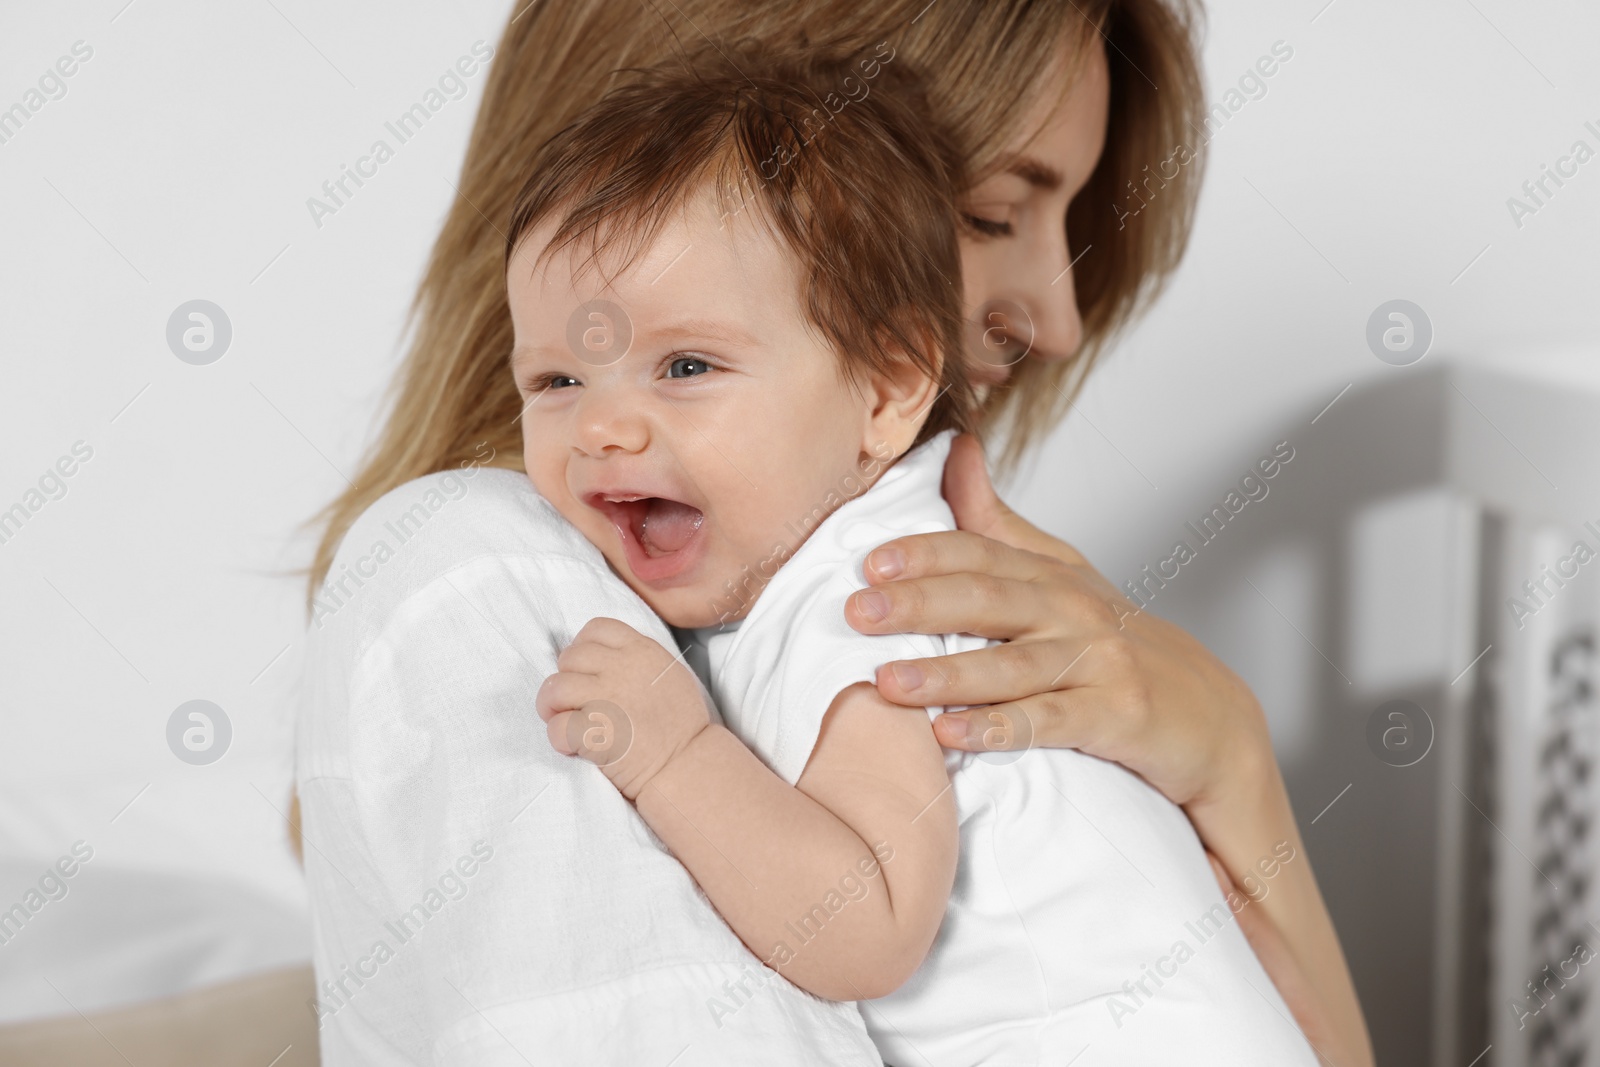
295,466,880,1066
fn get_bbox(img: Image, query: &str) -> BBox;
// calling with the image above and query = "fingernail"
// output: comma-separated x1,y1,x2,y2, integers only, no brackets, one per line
938,715,968,740
868,548,905,580
857,590,890,621
891,662,925,692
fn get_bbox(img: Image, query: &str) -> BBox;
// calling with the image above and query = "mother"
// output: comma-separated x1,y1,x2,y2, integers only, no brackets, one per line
301,1,1370,1064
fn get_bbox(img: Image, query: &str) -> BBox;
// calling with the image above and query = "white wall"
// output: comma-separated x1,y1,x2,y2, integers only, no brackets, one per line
2,0,1596,1052
0,0,515,1010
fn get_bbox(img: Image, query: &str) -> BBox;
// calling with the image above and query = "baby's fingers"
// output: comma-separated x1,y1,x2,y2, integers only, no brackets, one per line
545,710,579,756
536,670,598,722
573,617,643,649
548,702,636,766
556,639,616,675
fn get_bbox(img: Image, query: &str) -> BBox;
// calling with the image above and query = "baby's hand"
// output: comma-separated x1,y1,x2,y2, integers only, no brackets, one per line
535,618,712,800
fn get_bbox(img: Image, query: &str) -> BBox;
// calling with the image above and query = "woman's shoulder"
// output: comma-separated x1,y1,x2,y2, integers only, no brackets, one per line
310,465,625,638
345,464,597,563
298,465,668,785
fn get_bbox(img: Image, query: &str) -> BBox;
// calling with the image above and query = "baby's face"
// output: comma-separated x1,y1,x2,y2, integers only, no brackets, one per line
509,192,893,628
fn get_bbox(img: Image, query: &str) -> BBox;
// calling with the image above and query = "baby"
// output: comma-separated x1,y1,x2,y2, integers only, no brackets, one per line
506,43,1319,1066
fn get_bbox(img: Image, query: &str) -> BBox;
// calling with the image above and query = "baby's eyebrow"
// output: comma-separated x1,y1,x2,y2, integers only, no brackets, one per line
508,344,557,368
506,317,765,367
647,318,763,350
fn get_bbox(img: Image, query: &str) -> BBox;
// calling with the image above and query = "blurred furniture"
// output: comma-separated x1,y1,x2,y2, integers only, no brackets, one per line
0,860,315,1065
0,965,318,1067
1152,359,1600,1066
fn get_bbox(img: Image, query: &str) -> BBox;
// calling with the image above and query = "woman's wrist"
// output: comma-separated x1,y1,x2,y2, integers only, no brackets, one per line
1194,687,1277,817
1185,693,1301,890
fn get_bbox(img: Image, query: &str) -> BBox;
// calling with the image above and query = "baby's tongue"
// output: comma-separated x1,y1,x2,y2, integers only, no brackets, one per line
639,498,703,555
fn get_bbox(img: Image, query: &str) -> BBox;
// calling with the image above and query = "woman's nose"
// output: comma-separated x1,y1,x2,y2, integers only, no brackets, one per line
1015,238,1086,364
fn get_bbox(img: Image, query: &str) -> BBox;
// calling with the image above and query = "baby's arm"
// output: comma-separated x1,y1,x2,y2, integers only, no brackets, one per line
537,618,957,1001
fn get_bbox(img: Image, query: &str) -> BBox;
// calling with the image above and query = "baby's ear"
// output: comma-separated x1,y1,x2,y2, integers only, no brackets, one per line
862,338,943,459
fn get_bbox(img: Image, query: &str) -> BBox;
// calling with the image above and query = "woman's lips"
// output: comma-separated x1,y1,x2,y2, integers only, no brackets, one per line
588,494,708,584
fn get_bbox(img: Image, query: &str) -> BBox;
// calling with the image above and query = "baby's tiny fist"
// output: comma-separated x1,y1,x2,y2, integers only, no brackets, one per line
541,619,713,800
559,699,636,769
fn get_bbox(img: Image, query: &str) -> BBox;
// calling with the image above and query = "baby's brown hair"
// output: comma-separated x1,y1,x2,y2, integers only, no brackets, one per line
504,40,975,444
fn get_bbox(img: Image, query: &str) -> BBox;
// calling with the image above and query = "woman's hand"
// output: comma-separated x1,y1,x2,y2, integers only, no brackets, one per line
846,434,1270,813
847,434,1374,1067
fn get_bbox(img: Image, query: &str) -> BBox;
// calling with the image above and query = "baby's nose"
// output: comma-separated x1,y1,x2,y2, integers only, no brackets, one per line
571,389,650,456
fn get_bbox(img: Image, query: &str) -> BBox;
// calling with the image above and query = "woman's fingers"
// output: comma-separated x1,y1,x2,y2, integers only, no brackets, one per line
851,562,1129,644
848,571,1055,640
928,692,1100,754
862,529,1053,589
939,433,1009,539
873,638,1095,707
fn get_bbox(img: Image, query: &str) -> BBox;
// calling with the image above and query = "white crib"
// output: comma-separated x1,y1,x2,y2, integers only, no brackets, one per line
1143,357,1600,1066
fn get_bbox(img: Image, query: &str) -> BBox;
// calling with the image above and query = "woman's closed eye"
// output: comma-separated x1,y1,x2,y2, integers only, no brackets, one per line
962,212,1015,239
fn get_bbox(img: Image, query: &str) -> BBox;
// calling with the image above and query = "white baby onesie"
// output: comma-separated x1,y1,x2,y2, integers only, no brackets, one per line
686,431,1321,1067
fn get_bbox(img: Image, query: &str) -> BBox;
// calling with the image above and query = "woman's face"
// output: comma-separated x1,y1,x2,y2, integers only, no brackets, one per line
958,41,1110,389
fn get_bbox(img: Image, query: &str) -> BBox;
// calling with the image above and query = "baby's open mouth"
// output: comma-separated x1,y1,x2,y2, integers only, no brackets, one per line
587,493,707,583
613,497,703,556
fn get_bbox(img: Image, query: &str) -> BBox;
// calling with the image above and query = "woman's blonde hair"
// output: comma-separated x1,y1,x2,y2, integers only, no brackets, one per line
307,0,1206,596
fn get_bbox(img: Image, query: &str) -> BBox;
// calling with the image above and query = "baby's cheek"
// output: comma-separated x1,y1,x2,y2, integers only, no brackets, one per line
521,457,573,518
524,469,617,573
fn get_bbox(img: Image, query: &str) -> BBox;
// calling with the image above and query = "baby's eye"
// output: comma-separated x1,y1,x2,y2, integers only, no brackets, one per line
524,373,579,393
666,356,712,379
